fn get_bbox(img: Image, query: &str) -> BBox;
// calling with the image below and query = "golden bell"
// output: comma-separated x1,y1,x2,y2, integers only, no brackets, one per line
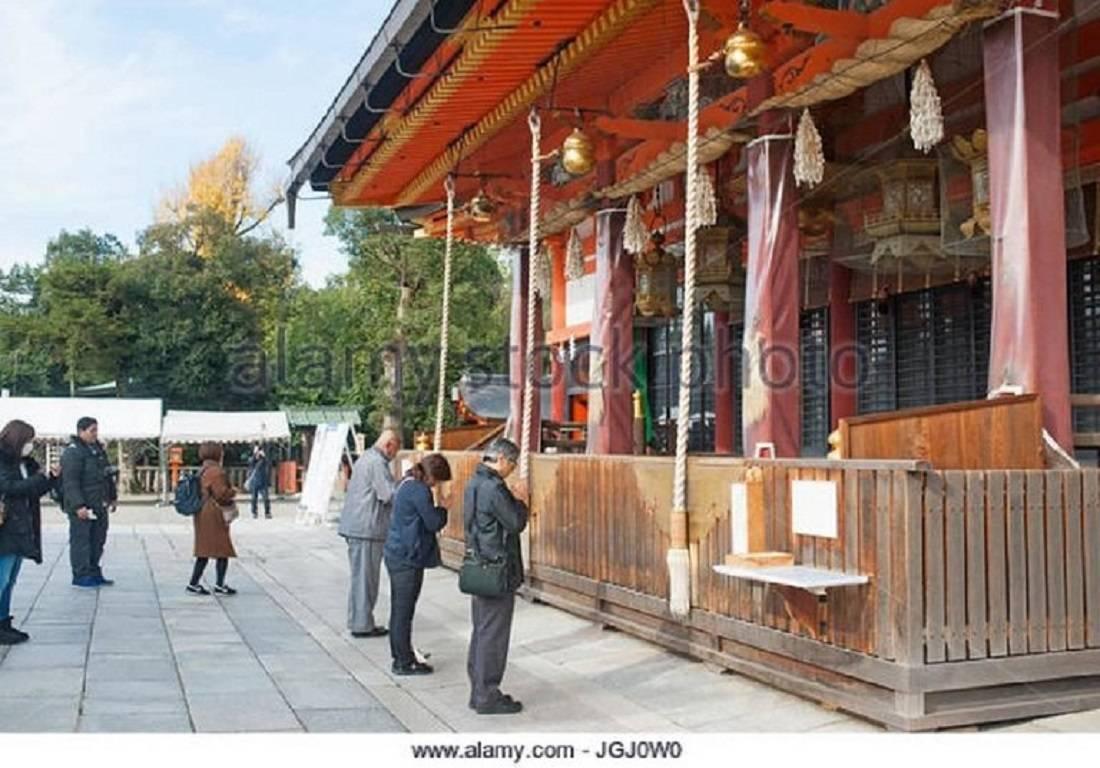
724,23,768,79
561,127,596,176
468,191,495,222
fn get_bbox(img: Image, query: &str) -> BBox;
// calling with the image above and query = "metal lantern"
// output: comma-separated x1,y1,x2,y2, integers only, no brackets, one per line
634,232,677,318
467,190,495,222
724,23,768,80
561,127,596,176
950,129,991,239
696,226,744,315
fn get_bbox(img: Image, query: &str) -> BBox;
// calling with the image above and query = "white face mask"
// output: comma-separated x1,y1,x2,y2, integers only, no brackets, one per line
21,442,34,457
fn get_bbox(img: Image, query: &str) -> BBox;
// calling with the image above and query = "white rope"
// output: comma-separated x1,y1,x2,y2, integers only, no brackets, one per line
519,107,542,481
673,0,700,517
433,174,456,451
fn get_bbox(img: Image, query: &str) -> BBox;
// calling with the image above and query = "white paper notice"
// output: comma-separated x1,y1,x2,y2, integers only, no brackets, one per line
790,480,839,539
730,482,748,555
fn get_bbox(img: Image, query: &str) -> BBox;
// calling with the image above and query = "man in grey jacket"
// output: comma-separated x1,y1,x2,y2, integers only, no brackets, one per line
339,429,400,638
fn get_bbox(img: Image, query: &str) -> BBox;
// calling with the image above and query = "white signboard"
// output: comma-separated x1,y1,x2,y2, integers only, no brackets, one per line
297,423,352,526
566,273,595,327
791,479,839,539
730,482,748,555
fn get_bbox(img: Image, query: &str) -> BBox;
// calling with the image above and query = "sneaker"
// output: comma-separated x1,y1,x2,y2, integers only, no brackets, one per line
186,584,211,595
476,695,523,715
0,626,28,646
95,575,114,587
0,617,28,643
469,693,516,711
71,576,100,589
392,660,433,676
212,584,237,595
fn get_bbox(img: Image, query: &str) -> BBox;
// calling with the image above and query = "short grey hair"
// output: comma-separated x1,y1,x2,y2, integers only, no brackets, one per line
483,437,519,464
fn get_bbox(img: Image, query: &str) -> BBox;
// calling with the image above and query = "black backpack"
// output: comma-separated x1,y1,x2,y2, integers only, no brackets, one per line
173,468,206,517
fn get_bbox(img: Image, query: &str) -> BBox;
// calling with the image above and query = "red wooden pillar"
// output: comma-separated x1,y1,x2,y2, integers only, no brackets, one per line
742,133,801,458
549,240,568,423
586,209,634,454
508,247,543,448
983,7,1073,449
713,310,735,454
829,263,857,428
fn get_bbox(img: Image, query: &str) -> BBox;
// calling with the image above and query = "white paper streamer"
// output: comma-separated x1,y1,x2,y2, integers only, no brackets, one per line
794,108,824,189
696,165,717,228
565,226,585,281
909,59,944,154
624,195,649,255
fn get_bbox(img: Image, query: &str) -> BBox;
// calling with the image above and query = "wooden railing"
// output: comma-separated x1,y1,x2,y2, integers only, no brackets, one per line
428,450,1100,729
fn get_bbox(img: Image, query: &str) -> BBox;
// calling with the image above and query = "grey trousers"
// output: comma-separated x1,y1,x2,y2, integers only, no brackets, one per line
467,592,516,707
69,511,109,580
345,537,385,633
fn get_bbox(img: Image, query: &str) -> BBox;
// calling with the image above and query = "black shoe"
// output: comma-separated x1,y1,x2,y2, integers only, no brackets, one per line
469,693,516,711
0,626,28,646
252,513,258,519
265,514,272,519
476,695,523,715
186,584,211,595
212,584,237,595
0,617,28,643
95,575,114,586
392,660,433,676
351,627,388,638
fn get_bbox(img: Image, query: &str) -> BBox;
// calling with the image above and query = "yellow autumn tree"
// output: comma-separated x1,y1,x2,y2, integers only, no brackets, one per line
159,137,283,257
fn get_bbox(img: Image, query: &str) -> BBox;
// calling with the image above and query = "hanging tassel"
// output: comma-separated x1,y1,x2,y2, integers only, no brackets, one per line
565,227,585,281
624,195,648,255
534,245,552,299
909,59,944,154
696,165,717,228
794,108,824,189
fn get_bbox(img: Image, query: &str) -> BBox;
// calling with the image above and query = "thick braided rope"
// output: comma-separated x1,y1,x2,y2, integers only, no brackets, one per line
520,108,541,481
433,175,457,451
673,0,700,514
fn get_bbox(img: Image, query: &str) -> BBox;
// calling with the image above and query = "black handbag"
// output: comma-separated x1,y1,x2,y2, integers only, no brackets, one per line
458,487,509,598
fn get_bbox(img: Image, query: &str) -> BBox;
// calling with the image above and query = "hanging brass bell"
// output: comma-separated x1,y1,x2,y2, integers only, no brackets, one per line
561,127,596,176
468,190,495,222
724,23,768,80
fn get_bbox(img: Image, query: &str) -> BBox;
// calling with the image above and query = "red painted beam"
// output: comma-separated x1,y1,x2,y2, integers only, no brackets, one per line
760,3,868,39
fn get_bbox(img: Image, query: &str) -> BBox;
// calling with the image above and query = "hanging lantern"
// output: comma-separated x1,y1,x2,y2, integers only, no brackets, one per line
624,195,648,255
565,227,585,281
793,108,824,189
950,129,991,239
909,59,944,154
696,166,718,228
561,127,596,176
467,190,495,222
634,232,677,318
696,226,744,314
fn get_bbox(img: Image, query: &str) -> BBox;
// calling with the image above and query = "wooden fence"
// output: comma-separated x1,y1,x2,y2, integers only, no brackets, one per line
429,451,1100,730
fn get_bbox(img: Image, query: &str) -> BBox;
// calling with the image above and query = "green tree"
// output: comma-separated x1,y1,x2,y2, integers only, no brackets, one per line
0,264,53,395
321,207,509,442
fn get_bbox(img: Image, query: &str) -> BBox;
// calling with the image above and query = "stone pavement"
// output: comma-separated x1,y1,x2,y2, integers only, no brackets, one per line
0,502,1094,733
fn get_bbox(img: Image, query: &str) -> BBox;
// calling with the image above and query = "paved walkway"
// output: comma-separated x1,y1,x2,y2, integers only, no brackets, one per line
0,503,1094,733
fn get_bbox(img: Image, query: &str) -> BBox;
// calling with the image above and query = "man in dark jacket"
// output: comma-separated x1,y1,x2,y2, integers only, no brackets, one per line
463,438,528,715
61,417,118,588
247,445,272,519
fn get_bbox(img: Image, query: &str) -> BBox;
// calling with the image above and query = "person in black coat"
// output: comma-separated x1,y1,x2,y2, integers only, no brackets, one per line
0,420,59,645
61,417,118,587
383,453,452,676
463,438,528,715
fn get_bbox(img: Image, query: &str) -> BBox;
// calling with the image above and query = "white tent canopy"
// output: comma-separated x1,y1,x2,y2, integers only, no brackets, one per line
161,410,291,445
0,397,163,441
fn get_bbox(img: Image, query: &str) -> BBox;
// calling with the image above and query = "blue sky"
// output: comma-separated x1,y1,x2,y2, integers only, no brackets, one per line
0,0,391,287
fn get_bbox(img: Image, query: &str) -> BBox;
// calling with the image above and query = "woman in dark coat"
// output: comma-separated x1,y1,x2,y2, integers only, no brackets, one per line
187,441,238,596
0,420,58,644
383,453,451,675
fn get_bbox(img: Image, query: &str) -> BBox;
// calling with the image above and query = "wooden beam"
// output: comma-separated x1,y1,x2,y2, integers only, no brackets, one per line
760,3,868,40
594,116,686,142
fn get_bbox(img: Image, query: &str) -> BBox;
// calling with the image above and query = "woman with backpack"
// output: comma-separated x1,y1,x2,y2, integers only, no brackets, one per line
0,420,59,644
187,441,238,596
383,453,452,675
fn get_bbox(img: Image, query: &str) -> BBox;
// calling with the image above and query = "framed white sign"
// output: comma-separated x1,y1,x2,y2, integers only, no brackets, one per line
790,479,838,539
730,482,748,555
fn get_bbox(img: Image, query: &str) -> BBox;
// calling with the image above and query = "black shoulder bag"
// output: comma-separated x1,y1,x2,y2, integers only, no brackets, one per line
458,485,509,598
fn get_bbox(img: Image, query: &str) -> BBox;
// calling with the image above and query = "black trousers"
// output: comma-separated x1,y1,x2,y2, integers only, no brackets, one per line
467,592,516,707
386,560,424,667
69,510,109,580
250,486,271,517
191,558,228,586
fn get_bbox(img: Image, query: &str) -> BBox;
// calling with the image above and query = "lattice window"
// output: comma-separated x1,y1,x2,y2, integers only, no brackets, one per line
1070,257,1100,434
800,308,830,456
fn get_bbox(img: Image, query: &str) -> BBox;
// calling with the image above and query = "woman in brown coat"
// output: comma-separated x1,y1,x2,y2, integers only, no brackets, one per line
187,441,238,595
